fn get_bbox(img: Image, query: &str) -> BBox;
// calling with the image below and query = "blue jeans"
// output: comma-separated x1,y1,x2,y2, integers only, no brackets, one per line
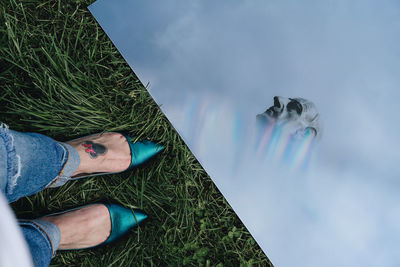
0,123,80,267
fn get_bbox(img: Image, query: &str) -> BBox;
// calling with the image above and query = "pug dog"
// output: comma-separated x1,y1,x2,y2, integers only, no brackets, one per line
256,96,321,140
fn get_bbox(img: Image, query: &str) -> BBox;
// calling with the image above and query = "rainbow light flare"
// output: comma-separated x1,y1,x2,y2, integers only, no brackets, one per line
180,95,317,174
254,122,317,172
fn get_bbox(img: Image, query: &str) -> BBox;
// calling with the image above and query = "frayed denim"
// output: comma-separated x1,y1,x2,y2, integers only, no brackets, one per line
0,123,80,267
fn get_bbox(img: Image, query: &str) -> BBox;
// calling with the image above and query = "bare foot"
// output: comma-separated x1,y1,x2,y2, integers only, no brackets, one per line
67,133,131,178
41,204,111,249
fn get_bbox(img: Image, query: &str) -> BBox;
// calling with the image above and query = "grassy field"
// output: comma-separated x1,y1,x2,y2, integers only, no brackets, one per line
0,1,272,266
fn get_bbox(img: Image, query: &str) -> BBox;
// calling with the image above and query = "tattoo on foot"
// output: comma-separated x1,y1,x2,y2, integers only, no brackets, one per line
82,141,108,158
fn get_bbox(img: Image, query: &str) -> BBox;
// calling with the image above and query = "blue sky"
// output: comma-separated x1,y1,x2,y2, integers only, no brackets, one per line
90,1,400,266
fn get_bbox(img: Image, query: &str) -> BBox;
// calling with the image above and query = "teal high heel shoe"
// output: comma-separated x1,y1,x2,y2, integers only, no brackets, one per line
52,203,148,250
71,132,164,180
103,203,147,245
121,132,164,168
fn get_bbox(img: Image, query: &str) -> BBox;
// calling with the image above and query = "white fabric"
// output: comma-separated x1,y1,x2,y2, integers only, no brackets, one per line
0,192,33,267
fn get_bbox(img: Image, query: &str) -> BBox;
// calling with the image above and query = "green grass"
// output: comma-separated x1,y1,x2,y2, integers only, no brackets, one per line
0,0,272,266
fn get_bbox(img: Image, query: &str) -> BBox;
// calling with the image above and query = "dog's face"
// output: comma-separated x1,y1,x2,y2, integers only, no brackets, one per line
256,96,320,139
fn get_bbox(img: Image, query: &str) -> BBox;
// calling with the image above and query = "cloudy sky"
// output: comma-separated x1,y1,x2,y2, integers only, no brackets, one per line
90,1,400,266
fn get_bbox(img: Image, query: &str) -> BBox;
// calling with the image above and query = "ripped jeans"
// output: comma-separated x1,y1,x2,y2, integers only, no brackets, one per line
0,124,80,267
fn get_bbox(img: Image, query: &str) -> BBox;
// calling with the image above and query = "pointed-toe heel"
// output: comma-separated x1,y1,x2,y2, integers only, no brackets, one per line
118,132,164,169
102,203,148,245
71,132,164,180
56,203,148,250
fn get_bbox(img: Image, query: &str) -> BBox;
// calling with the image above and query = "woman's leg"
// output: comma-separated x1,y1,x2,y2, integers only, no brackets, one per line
19,204,111,267
0,125,133,202
0,123,80,203
18,204,112,267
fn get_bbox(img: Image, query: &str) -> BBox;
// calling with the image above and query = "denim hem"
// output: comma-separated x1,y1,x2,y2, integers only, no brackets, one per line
48,142,80,188
31,219,61,257
19,219,57,258
0,123,21,196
